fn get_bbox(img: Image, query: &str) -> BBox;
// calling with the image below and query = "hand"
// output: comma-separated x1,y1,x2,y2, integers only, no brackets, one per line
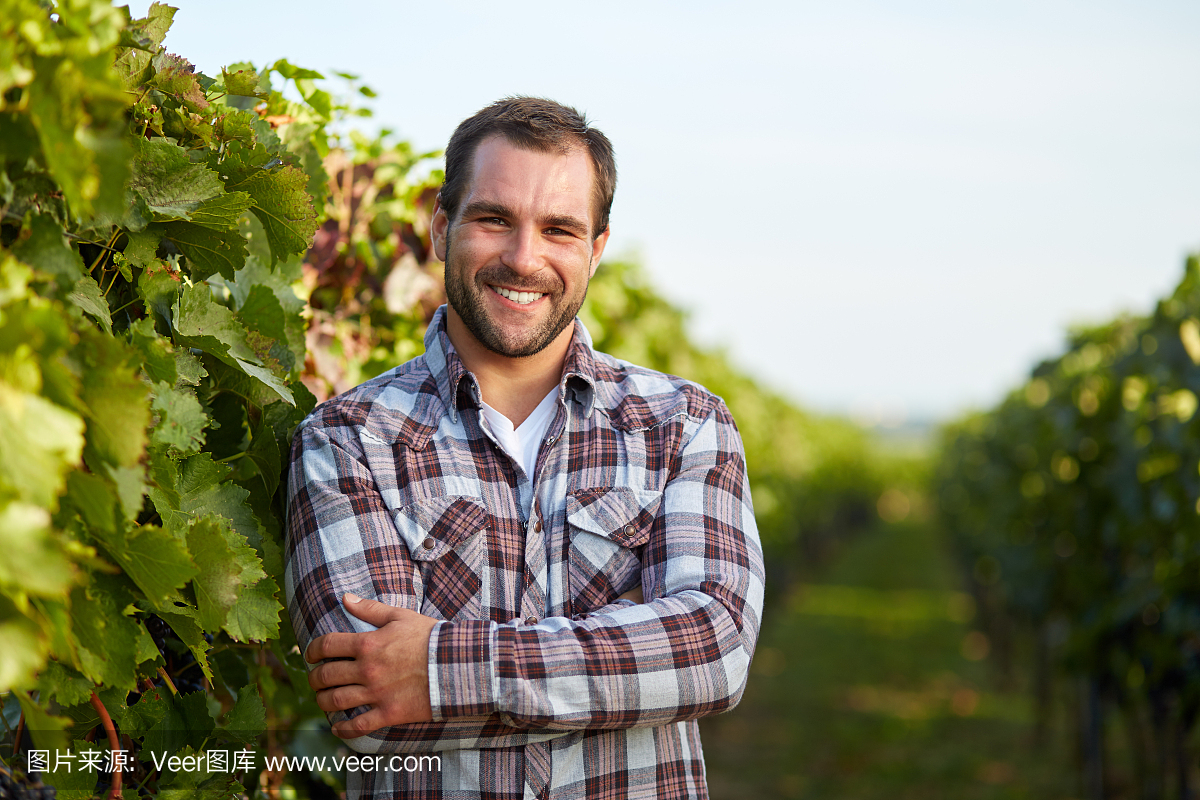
617,585,644,604
304,593,438,737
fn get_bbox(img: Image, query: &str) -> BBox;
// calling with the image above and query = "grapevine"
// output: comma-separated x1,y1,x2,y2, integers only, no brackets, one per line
937,259,1200,797
0,1,327,795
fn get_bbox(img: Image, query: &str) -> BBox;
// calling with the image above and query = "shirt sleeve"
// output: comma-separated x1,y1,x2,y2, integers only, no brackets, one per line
284,419,575,753
427,401,766,729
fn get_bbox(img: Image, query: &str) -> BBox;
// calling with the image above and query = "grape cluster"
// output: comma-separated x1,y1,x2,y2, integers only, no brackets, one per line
0,769,56,799
143,616,211,695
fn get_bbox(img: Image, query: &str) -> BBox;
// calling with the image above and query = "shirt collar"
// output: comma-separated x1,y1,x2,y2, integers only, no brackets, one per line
423,305,598,424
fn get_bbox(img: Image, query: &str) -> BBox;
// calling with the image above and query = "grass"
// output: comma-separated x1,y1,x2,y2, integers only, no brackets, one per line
699,518,1080,799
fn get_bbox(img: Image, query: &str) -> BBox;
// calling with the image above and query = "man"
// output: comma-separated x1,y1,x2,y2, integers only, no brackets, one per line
285,96,764,799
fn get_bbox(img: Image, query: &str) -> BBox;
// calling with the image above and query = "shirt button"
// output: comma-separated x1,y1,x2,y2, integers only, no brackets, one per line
525,616,538,625
534,518,543,532
422,537,435,550
623,524,636,536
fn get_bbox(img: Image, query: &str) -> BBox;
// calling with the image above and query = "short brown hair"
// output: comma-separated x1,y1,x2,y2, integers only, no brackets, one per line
439,96,617,237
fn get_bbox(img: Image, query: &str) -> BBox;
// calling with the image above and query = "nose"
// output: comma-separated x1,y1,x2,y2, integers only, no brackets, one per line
500,224,542,276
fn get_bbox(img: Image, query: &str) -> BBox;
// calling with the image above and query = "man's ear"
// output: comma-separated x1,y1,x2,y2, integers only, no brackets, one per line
589,226,611,278
431,197,450,262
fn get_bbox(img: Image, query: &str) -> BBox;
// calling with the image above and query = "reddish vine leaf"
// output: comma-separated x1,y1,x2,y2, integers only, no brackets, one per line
151,52,209,114
220,66,263,98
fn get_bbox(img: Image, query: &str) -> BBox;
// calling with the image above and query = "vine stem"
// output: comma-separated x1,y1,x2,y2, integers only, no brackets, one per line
89,228,122,275
89,691,122,799
12,712,24,760
156,667,180,696
108,297,140,317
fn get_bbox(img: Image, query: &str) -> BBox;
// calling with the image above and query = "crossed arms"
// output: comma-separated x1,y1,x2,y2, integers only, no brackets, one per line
284,403,766,751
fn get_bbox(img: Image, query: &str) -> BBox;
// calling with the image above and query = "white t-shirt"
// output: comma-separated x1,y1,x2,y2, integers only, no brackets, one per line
479,388,559,481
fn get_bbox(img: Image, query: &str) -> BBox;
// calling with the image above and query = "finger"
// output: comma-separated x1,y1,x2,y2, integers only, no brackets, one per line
331,708,387,739
304,631,360,664
315,684,373,714
308,658,362,691
341,592,405,627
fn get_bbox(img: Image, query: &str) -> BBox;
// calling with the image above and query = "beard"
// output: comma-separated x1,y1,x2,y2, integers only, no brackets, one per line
443,233,590,358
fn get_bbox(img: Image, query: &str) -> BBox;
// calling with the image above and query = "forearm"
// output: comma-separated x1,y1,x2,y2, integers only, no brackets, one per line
431,588,762,730
429,408,766,730
290,573,585,753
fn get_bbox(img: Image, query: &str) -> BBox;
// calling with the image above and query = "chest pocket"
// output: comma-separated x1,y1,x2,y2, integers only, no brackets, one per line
565,487,663,613
393,496,487,622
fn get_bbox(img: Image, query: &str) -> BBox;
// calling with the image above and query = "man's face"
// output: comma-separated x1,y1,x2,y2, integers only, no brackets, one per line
432,135,609,359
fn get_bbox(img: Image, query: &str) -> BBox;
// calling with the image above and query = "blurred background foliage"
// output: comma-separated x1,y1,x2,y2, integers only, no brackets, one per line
935,260,1200,800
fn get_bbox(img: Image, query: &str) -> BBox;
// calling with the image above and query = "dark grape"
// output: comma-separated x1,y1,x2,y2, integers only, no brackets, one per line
0,769,57,799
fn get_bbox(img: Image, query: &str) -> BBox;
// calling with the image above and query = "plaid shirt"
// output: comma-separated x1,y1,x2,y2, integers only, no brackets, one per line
285,307,765,799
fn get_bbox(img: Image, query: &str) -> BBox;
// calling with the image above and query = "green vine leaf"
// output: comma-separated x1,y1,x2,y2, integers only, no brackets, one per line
172,284,294,403
158,221,248,281
35,660,94,707
0,501,77,597
218,142,318,263
223,576,281,643
11,213,86,287
218,684,267,742
0,598,52,692
69,573,156,691
68,275,112,331
113,2,176,90
185,516,266,634
157,610,214,682
77,327,150,471
150,381,208,455
220,66,263,98
0,365,86,508
130,138,227,221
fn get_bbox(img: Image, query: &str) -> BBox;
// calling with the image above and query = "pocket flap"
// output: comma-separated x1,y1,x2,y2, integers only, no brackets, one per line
393,496,487,562
565,487,662,548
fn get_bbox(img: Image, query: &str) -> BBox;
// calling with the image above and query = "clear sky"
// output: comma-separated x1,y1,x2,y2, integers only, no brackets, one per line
129,0,1200,421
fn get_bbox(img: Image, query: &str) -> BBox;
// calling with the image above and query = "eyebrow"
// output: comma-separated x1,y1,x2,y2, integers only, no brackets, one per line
460,201,590,237
460,201,513,221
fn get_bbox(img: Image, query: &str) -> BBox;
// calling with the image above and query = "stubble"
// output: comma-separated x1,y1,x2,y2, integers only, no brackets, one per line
443,231,589,358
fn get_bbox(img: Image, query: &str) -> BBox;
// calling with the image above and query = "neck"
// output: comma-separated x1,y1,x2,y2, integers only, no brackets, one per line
445,309,572,427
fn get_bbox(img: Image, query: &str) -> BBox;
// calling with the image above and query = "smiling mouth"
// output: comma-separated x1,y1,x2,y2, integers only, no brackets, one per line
491,285,546,305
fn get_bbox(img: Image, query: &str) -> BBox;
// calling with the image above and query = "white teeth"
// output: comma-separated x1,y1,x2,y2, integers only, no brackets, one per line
494,286,544,305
